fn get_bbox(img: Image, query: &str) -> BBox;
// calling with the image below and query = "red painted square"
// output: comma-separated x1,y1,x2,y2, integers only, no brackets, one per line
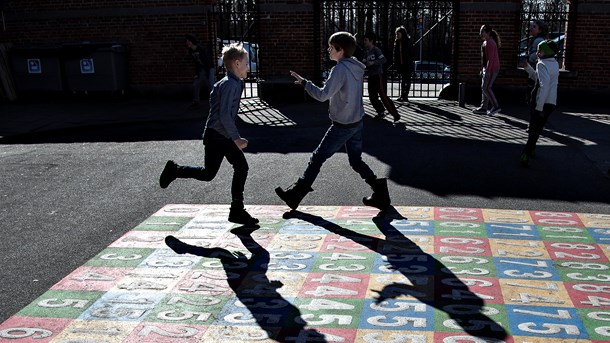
434,236,492,256
51,266,130,291
530,210,584,227
0,316,72,342
544,241,609,262
564,281,610,309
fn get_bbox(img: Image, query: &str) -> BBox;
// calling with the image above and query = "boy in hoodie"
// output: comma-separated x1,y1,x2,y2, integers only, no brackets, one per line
362,32,400,122
275,31,392,211
520,40,560,167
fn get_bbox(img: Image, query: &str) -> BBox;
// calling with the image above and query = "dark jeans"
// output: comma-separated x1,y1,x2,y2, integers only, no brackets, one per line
368,74,398,116
301,121,376,186
177,129,249,201
399,66,412,98
523,103,556,155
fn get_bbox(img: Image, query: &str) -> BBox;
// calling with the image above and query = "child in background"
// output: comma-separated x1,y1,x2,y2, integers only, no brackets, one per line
159,43,259,226
276,31,392,211
520,40,560,167
362,32,400,122
473,24,502,116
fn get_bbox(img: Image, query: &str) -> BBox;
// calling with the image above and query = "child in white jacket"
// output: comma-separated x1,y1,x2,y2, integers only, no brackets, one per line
520,40,560,167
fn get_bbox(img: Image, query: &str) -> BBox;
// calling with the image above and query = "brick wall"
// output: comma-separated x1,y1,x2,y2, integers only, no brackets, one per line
2,0,610,98
0,0,216,94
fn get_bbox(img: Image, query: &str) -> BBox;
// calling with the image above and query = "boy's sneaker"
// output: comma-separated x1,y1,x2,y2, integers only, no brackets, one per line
472,107,487,115
228,207,259,226
159,160,178,188
487,107,502,116
165,235,189,254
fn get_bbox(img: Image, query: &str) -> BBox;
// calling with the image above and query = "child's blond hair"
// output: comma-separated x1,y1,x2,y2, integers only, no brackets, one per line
222,43,248,71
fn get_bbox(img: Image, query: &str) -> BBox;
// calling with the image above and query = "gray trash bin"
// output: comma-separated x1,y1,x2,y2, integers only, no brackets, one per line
9,45,63,92
62,42,128,93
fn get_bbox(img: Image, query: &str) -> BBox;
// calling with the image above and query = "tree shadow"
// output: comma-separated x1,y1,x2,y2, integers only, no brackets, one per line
165,226,327,343
284,207,509,342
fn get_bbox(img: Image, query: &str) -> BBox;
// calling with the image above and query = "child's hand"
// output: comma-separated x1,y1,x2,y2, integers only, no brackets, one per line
234,138,248,150
521,60,530,68
290,70,305,85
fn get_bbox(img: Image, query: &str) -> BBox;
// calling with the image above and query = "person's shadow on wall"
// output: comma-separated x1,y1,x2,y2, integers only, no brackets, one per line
165,227,327,343
284,207,509,342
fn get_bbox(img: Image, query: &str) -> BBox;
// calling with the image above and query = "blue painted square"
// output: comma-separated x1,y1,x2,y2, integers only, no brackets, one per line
359,299,434,330
79,291,164,321
391,220,435,235
506,305,587,339
486,223,541,240
494,257,560,280
279,218,329,234
588,227,610,244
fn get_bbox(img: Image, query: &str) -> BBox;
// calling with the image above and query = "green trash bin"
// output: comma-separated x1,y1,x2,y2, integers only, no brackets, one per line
62,42,128,93
9,45,63,92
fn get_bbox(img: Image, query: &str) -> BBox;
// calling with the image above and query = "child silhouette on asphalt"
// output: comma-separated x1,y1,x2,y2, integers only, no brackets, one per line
159,43,258,226
276,31,392,211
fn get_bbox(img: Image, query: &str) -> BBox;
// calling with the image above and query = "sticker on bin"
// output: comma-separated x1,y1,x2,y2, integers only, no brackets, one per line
80,58,95,74
27,59,41,74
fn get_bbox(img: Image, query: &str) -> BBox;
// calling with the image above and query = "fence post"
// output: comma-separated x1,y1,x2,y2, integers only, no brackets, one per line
458,82,465,107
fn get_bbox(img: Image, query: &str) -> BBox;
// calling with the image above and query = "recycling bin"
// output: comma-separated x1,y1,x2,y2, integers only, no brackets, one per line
9,45,63,92
62,42,128,93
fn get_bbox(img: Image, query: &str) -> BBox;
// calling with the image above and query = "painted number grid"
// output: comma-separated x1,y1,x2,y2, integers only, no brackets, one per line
1,205,610,342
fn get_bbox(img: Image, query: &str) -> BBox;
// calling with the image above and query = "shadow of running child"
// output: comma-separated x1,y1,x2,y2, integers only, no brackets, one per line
165,226,327,343
283,207,509,342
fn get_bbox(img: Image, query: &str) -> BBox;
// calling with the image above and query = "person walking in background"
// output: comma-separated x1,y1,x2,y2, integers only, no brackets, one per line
276,32,392,212
159,43,258,226
520,40,560,167
186,34,214,108
362,32,400,122
393,26,413,102
473,24,502,116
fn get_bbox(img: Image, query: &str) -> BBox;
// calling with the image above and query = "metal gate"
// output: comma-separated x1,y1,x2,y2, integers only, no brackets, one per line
319,0,455,98
213,0,259,98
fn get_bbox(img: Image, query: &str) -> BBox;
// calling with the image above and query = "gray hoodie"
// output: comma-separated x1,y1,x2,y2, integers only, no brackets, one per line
304,57,365,124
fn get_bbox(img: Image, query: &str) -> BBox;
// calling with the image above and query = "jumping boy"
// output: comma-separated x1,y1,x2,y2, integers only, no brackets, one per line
362,32,400,122
276,31,392,211
159,43,258,225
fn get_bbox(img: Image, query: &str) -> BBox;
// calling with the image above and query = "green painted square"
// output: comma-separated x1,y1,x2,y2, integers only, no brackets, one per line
554,260,610,283
133,216,193,231
433,303,508,334
577,307,610,340
17,290,104,319
293,297,365,329
85,247,155,267
146,294,231,324
311,252,374,274
538,225,595,243
434,221,486,237
435,255,498,279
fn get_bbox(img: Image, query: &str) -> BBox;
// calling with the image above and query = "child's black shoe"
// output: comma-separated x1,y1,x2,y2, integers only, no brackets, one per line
159,160,177,188
228,207,259,226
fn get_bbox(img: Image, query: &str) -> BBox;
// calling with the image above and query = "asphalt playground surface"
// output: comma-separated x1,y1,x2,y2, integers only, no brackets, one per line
1,94,610,342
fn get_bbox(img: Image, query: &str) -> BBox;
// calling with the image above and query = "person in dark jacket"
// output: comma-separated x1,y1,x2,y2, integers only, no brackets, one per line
362,32,400,122
393,26,413,102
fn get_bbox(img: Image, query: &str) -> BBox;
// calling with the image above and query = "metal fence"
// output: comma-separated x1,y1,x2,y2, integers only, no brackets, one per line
518,0,569,69
319,0,455,98
213,0,259,98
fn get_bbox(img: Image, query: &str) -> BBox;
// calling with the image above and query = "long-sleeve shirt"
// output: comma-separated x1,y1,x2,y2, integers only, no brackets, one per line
524,57,559,111
483,38,500,74
205,71,242,140
362,46,386,76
